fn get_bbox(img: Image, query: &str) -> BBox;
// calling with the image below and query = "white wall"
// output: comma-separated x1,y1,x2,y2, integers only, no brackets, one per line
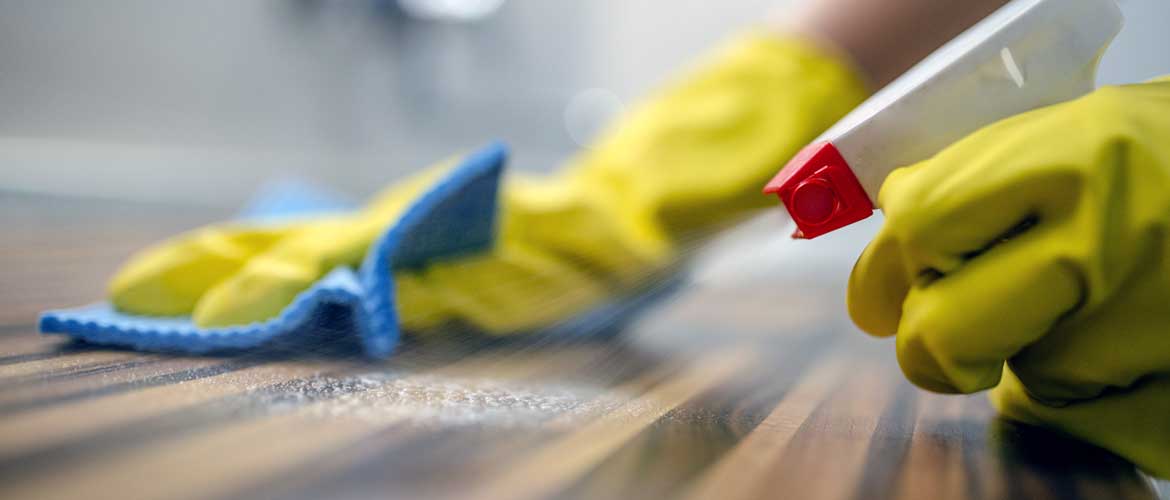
0,0,1166,206
1098,0,1170,85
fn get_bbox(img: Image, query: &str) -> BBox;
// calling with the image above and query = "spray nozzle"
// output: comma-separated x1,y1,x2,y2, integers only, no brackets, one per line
763,141,874,239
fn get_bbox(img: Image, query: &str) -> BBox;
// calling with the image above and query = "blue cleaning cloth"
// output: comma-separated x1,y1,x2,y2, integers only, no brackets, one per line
39,144,507,358
39,142,679,358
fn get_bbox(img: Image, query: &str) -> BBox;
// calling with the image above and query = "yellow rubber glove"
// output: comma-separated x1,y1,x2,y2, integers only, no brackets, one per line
111,32,868,333
848,77,1170,478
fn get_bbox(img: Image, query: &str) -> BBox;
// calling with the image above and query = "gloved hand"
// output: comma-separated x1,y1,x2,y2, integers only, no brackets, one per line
848,77,1170,478
111,32,868,333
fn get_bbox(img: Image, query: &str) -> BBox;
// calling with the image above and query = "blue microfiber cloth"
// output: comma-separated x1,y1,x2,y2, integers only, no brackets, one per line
39,142,678,358
39,144,507,358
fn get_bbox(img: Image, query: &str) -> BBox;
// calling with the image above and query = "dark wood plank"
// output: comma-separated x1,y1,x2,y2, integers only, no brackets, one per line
0,192,1162,500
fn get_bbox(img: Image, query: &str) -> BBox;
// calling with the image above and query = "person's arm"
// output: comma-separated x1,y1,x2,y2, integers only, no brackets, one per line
780,0,1010,88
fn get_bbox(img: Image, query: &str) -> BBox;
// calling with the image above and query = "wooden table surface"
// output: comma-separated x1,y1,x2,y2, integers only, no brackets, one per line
0,192,1165,500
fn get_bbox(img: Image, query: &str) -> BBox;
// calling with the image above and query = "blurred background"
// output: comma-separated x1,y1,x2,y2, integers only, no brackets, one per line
2,0,1169,208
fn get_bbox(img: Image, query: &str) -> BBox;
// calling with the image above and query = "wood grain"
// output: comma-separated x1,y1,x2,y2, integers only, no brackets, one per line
0,192,1161,500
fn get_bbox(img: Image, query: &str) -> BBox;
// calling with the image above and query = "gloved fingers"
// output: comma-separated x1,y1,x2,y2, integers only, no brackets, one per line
849,150,1075,339
850,105,1087,361
192,253,320,328
891,233,1082,394
873,100,1084,275
110,224,291,316
848,230,911,337
992,367,1170,479
191,217,372,327
879,165,1080,278
191,158,475,328
395,241,610,335
1005,268,1170,403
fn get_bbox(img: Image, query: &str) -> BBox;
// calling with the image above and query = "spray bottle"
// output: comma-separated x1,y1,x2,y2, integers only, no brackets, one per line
764,0,1124,239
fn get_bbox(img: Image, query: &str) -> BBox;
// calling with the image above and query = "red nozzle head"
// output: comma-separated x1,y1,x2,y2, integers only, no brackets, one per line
763,141,875,239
